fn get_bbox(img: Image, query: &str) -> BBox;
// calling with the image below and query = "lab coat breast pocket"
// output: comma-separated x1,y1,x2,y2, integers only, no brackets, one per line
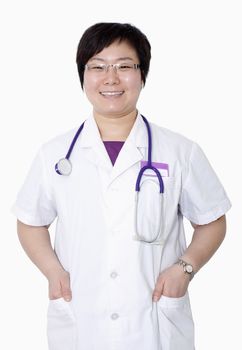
157,293,195,350
47,298,77,350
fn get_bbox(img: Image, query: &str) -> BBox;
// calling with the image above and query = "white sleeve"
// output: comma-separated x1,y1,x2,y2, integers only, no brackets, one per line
179,142,231,225
11,148,57,226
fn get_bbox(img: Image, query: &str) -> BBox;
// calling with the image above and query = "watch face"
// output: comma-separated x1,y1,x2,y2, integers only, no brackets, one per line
186,265,193,273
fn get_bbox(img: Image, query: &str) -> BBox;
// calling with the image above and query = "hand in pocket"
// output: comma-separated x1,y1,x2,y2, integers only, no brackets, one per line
48,269,72,302
152,264,190,301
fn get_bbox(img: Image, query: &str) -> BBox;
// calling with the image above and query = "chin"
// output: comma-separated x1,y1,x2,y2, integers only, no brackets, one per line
96,107,126,116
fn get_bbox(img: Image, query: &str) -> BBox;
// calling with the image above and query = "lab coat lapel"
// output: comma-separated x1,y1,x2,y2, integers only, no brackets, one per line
78,113,148,186
79,114,113,171
108,113,148,186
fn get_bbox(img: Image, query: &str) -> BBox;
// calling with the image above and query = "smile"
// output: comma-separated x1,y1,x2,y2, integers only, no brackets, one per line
100,91,124,96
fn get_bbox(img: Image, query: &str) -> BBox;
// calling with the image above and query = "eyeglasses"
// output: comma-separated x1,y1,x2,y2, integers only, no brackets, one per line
85,63,140,74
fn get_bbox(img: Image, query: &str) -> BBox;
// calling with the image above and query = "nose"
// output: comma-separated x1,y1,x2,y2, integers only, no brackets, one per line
103,66,120,85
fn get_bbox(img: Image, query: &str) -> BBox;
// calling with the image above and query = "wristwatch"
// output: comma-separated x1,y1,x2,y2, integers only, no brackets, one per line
177,259,195,280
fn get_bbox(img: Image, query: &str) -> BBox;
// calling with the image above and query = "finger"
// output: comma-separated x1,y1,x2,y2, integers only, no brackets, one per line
49,281,62,300
152,278,164,302
60,274,72,302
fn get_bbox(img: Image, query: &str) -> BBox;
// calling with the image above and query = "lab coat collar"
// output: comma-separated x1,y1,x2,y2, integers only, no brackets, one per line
78,111,148,186
79,111,147,149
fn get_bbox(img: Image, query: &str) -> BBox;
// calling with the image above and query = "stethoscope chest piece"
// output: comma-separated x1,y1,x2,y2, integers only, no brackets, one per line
55,158,72,176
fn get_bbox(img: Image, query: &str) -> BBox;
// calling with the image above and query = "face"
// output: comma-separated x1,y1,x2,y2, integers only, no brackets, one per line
83,40,143,119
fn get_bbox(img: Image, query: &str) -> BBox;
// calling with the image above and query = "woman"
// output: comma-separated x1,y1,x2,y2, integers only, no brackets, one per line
13,22,231,350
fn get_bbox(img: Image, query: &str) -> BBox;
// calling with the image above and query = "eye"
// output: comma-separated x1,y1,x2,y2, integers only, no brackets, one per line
118,63,133,71
88,64,105,71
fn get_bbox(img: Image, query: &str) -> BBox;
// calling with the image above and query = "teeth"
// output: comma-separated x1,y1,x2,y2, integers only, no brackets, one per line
100,91,123,96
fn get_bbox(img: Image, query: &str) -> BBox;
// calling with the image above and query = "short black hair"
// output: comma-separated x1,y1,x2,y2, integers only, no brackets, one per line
76,22,151,89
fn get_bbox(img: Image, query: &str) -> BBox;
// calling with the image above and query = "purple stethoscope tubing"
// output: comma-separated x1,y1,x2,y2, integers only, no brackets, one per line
134,116,164,244
55,115,164,195
55,122,85,176
55,115,165,244
135,115,164,194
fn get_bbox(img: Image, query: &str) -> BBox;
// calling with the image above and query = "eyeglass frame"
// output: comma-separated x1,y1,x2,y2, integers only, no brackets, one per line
84,63,140,74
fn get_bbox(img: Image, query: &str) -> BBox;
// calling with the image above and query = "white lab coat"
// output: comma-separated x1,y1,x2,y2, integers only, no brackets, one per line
12,112,231,350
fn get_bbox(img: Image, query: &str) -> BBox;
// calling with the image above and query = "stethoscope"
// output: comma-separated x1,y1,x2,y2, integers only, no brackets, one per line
55,115,164,244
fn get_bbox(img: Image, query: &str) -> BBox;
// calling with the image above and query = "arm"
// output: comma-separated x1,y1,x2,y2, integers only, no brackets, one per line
152,215,226,301
17,220,72,301
181,215,226,272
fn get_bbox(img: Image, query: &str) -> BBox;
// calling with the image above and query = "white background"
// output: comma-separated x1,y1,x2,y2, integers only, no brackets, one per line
1,0,241,349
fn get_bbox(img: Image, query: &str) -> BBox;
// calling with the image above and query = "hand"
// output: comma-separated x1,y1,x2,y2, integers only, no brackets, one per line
47,268,72,302
152,264,190,302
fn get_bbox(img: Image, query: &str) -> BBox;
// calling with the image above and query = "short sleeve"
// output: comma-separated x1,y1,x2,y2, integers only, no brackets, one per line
11,148,57,226
179,142,231,225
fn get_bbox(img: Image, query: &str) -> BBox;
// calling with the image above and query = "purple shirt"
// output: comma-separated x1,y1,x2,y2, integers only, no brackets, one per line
103,141,125,165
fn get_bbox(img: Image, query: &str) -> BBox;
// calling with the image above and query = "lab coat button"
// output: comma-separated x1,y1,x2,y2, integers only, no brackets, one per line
110,271,118,278
111,313,119,320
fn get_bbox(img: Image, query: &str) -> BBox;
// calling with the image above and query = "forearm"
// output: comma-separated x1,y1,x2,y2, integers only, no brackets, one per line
181,215,226,273
17,220,64,280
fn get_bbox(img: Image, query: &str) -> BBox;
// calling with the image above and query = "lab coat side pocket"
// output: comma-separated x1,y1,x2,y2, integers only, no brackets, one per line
47,298,77,350
157,293,195,350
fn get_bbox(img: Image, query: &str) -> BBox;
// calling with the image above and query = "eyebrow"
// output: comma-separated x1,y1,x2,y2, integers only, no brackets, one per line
89,56,134,62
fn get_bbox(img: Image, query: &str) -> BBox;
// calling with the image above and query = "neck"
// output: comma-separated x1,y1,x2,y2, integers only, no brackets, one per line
93,110,138,141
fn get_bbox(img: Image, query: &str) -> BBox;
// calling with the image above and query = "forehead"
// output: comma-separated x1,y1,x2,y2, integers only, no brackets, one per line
89,40,139,62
